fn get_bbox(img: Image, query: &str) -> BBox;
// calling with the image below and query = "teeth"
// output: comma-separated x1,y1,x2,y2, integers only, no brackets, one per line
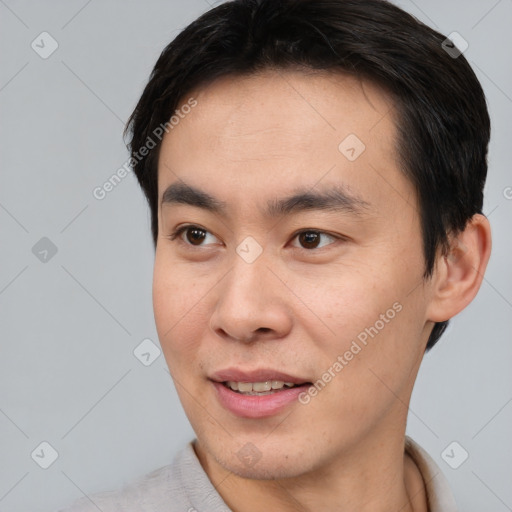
238,382,253,393
253,381,272,392
227,381,239,391
225,380,297,393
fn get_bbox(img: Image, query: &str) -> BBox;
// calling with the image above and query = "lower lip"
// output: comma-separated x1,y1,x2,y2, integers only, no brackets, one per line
211,381,310,418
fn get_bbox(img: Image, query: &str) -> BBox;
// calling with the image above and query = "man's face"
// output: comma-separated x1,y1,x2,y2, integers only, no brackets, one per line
153,70,435,478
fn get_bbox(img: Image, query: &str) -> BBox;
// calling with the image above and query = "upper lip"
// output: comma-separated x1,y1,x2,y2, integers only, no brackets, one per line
210,368,311,384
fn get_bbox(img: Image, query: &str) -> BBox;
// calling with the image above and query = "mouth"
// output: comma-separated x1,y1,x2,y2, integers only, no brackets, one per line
210,368,311,391
221,380,307,395
209,368,313,418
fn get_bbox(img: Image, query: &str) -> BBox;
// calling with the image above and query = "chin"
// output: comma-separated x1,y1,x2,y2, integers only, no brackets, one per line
220,453,310,480
203,435,319,480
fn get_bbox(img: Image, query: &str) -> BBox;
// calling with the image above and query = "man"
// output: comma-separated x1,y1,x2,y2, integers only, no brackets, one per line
60,0,492,510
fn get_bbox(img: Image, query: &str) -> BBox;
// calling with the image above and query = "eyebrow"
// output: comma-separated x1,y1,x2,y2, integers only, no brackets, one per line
161,181,372,218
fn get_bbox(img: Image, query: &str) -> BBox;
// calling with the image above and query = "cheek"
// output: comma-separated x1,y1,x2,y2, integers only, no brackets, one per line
289,263,399,346
292,256,425,382
152,254,214,369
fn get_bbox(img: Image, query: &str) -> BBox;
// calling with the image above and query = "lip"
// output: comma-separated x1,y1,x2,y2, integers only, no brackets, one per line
210,368,309,385
211,381,310,418
209,367,312,419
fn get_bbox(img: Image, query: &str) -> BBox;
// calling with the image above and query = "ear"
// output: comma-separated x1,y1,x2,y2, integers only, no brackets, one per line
426,213,492,323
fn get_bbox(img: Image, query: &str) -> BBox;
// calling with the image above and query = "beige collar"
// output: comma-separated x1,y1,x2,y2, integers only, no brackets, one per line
405,436,459,512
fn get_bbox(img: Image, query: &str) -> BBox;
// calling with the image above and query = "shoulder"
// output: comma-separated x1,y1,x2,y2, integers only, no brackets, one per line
55,443,199,512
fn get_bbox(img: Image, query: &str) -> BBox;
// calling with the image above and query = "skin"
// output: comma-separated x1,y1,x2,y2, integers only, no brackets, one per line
152,69,491,512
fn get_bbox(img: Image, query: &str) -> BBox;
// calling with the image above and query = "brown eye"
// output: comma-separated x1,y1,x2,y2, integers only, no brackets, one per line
298,231,321,249
169,225,219,246
292,230,338,250
185,227,207,245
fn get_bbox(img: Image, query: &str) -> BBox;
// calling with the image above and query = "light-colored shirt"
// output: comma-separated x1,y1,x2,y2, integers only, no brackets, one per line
57,436,458,511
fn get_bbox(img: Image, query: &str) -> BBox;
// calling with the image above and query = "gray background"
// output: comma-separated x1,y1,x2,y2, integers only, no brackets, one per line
0,0,511,510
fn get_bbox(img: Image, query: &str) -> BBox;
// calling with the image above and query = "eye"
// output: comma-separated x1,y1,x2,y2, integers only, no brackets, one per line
167,225,341,251
290,230,339,250
168,225,220,246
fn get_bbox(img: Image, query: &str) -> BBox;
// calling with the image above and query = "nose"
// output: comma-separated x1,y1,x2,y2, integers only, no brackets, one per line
209,252,293,343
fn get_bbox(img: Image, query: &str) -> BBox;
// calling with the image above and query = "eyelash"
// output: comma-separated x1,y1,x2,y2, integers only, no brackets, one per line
166,224,344,251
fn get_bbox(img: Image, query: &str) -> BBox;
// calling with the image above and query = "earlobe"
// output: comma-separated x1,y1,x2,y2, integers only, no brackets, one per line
426,214,492,323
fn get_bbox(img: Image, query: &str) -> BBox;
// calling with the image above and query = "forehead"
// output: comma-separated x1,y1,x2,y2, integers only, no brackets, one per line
169,70,394,152
157,69,413,217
